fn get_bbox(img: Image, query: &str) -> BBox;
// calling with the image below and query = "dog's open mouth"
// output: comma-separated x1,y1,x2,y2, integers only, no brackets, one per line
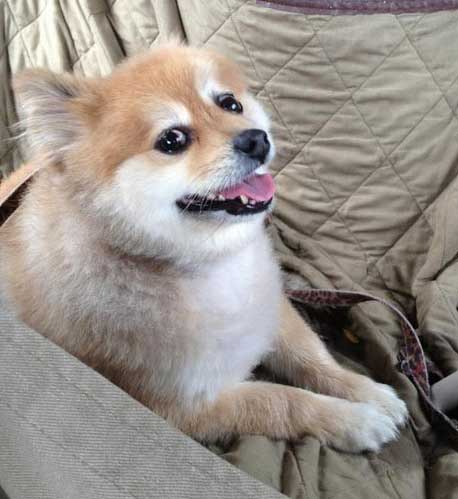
177,173,276,216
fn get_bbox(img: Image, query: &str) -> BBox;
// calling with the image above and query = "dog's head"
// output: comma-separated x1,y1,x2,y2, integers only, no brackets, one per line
14,44,275,262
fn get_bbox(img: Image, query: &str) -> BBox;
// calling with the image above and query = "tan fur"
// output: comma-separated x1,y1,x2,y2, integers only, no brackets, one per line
0,44,407,452
0,162,40,206
13,47,248,183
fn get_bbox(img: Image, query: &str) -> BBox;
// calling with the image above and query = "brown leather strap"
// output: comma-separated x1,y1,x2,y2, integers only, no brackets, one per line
0,163,40,228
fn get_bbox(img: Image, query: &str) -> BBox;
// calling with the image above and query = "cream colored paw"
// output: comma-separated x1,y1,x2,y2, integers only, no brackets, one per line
326,400,399,453
364,382,408,428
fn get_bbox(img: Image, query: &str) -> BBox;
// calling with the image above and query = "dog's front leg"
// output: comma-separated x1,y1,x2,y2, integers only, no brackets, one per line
175,380,398,452
262,296,408,431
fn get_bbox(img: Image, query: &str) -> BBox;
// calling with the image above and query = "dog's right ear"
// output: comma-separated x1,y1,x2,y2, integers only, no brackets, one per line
13,69,100,162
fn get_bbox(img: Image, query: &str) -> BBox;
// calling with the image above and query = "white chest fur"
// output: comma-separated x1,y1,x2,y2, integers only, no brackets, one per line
177,234,282,404
7,186,282,408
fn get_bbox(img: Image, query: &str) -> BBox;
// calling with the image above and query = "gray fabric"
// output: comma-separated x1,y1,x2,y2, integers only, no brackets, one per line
0,294,284,499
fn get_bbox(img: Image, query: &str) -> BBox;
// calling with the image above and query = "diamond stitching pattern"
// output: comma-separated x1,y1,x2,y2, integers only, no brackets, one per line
194,3,458,297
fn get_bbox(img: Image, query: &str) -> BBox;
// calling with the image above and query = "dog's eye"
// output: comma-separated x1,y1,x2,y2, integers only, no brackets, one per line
156,128,190,154
216,93,243,114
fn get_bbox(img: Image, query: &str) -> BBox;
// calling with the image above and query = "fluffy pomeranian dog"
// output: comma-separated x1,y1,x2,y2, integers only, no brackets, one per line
0,43,407,452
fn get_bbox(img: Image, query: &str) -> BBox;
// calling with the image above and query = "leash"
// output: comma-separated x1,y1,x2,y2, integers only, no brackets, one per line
0,162,41,228
1,164,457,444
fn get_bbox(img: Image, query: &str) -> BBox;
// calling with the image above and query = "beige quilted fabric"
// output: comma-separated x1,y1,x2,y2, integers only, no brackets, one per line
181,1,457,291
180,1,458,370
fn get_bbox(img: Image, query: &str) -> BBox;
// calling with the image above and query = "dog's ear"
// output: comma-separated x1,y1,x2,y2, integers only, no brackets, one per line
13,69,100,162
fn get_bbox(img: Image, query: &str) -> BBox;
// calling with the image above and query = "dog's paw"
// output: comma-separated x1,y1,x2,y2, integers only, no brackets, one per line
326,400,399,453
362,382,408,428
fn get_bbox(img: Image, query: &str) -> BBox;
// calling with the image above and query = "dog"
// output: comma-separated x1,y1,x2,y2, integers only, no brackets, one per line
0,43,407,452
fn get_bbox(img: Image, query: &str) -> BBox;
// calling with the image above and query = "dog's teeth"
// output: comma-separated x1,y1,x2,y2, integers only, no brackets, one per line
249,199,256,205
207,194,216,200
218,195,225,201
240,195,248,205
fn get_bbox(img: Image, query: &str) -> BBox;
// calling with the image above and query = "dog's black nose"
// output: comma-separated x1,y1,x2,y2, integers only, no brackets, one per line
233,129,270,163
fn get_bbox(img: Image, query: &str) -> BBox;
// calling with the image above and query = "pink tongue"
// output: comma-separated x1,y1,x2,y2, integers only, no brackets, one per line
219,174,275,202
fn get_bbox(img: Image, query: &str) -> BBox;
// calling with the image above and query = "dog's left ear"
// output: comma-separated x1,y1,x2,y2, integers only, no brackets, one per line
13,69,100,162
